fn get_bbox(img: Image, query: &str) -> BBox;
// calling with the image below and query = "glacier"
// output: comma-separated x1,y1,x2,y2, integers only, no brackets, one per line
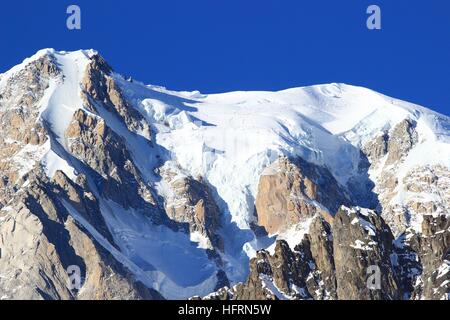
1,49,449,299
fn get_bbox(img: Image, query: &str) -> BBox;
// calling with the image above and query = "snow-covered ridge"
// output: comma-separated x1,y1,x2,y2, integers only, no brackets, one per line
125,79,450,225
0,49,96,88
2,49,449,299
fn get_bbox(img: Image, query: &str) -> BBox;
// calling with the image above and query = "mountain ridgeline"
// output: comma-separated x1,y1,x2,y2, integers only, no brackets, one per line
0,50,448,300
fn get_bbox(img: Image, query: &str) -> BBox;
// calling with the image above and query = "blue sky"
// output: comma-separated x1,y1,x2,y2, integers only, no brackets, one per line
1,0,449,115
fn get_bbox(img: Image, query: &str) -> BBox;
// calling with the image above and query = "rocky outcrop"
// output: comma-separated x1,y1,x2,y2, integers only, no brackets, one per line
81,54,150,136
332,207,400,300
208,207,416,300
242,216,338,300
52,170,113,244
385,119,418,165
298,216,336,299
0,55,57,207
363,119,417,166
255,156,348,235
363,132,389,162
217,240,310,300
363,118,449,238
408,215,450,300
65,109,161,221
159,163,223,250
0,169,162,300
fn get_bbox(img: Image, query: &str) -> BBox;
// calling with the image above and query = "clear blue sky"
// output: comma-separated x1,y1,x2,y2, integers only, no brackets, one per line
1,0,449,116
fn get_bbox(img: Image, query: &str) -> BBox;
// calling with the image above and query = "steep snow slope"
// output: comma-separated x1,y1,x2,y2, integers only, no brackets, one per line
39,50,96,144
2,49,449,299
118,78,450,224
115,74,450,288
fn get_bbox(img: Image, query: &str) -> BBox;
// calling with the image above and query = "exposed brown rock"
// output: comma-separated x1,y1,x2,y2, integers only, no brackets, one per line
160,164,223,250
363,132,388,162
385,119,418,165
255,156,348,234
0,55,57,207
81,54,149,136
0,169,163,300
52,170,114,244
65,109,159,219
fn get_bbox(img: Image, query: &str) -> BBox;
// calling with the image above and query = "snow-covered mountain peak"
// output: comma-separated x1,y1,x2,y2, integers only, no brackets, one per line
0,49,96,81
12,48,448,232
0,49,449,300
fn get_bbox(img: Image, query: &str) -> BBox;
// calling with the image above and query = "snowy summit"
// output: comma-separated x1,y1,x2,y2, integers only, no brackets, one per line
0,49,448,300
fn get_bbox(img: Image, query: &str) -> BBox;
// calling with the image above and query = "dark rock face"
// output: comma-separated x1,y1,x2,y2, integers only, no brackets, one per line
205,216,334,300
209,208,450,301
209,208,441,300
364,118,418,166
332,207,400,300
65,109,158,215
81,54,149,135
0,168,163,300
299,216,336,299
52,170,114,244
409,215,450,300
